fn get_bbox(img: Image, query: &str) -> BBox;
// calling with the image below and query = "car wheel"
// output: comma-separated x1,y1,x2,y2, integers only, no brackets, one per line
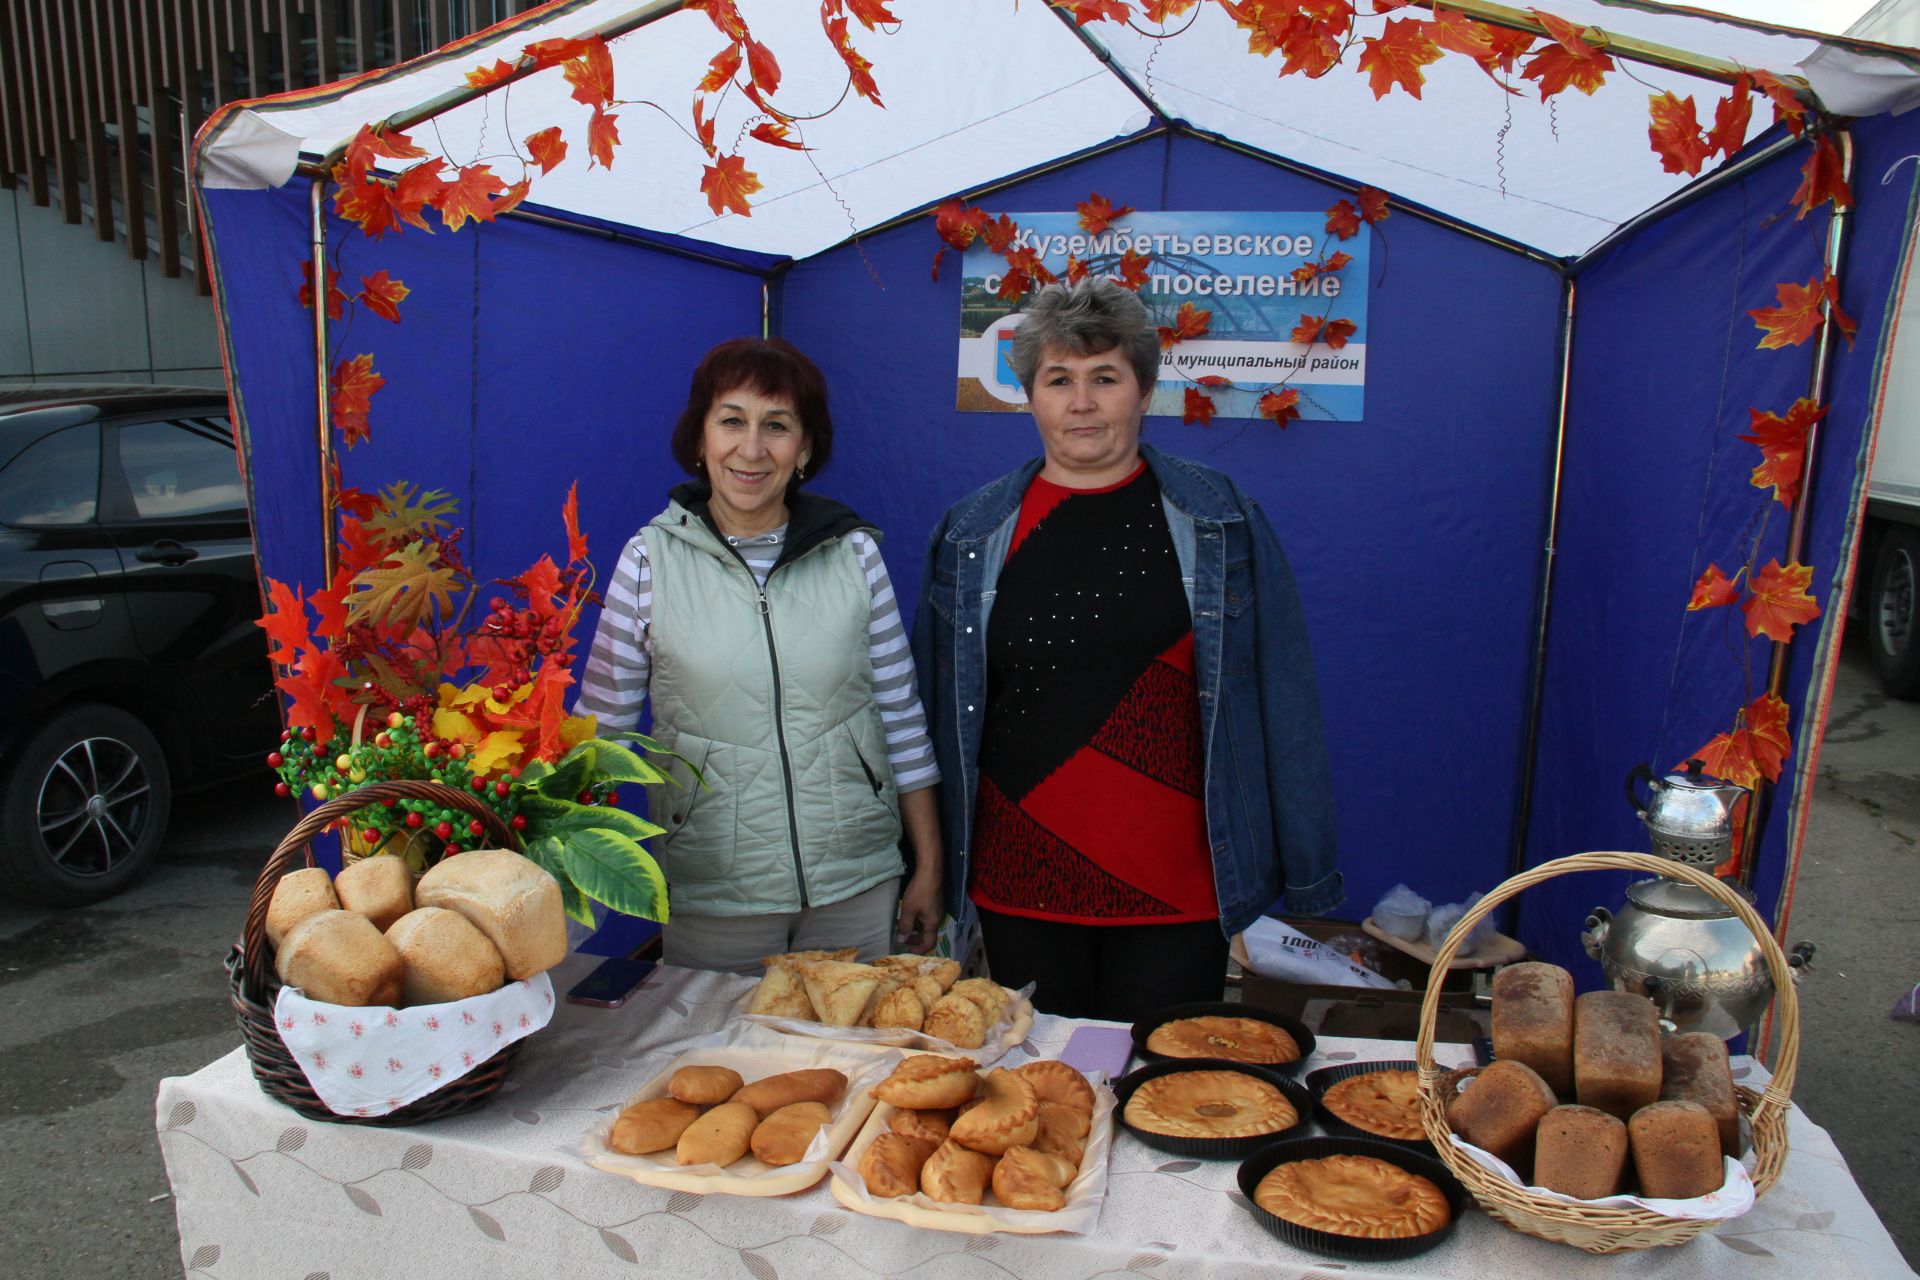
1867,524,1920,700
0,703,173,906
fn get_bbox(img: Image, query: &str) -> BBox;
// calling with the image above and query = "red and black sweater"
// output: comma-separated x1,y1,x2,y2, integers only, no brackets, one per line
968,463,1217,926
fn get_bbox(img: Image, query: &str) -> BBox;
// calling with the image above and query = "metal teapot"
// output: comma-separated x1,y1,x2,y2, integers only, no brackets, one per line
1582,760,1812,1038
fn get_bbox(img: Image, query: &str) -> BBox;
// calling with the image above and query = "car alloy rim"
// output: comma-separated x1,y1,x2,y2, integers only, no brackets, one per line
1881,546,1915,659
36,736,153,878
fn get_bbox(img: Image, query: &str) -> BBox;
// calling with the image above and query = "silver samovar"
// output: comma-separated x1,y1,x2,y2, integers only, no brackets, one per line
1582,760,1813,1039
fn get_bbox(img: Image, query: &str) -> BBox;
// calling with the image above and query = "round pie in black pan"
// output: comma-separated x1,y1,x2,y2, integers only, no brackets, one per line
1129,1000,1315,1074
1114,1057,1312,1159
1306,1059,1433,1149
1236,1135,1468,1261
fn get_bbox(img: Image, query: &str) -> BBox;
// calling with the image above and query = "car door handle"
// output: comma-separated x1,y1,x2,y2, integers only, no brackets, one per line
135,540,199,566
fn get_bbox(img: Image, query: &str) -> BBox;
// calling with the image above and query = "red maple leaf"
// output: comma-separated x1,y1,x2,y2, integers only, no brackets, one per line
702,154,762,217
491,179,531,218
1065,255,1090,284
1749,69,1808,138
934,199,988,251
562,482,588,564
751,121,808,150
1523,44,1612,98
432,163,505,232
981,214,1019,254
1357,19,1441,100
1290,261,1321,285
1183,387,1216,426
1476,25,1536,79
1259,388,1302,426
1532,9,1603,58
342,124,428,177
1326,199,1361,240
1116,248,1152,291
1323,317,1357,349
1279,12,1344,79
1323,250,1354,272
333,172,398,239
1157,301,1212,350
589,108,621,169
1750,274,1853,351
1195,375,1231,388
522,36,593,67
1687,563,1738,611
258,579,310,664
687,0,748,41
1648,92,1710,177
355,271,409,324
1688,693,1792,788
1076,192,1134,236
1742,558,1821,642
745,39,781,96
824,15,882,106
1738,397,1827,507
1144,0,1200,17
1792,136,1853,220
699,43,742,94
330,354,384,449
1053,0,1132,23
996,265,1034,302
692,99,717,158
392,160,449,233
1003,244,1057,289
525,127,567,175
1290,313,1325,345
1430,9,1494,58
466,59,517,89
335,515,388,574
283,647,351,747
846,0,900,27
310,563,354,639
563,37,615,110
1706,75,1753,161
1357,186,1389,224
299,262,345,320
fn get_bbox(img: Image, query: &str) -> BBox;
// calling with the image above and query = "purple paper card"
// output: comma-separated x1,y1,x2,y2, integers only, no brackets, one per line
1059,1025,1134,1078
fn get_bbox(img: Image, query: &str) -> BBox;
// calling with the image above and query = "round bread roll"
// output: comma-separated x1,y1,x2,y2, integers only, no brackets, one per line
414,849,566,980
385,907,506,1004
265,867,339,949
334,854,414,932
276,909,404,1007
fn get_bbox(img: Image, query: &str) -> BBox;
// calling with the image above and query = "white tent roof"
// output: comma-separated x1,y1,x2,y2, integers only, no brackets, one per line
200,0,1920,261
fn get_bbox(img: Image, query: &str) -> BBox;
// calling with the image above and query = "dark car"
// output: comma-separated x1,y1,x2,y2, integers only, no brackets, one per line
0,388,279,905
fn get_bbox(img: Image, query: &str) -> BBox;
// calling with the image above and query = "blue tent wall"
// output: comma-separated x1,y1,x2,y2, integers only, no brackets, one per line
777,132,1568,920
1519,112,1920,978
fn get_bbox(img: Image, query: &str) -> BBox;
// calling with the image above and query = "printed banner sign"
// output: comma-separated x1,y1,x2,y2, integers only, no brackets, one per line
956,211,1370,422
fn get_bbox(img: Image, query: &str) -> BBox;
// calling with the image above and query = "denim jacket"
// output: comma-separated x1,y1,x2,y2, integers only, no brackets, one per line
909,443,1343,939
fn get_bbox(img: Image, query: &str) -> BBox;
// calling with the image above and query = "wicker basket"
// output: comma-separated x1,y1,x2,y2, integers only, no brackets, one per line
1415,851,1797,1254
229,778,527,1126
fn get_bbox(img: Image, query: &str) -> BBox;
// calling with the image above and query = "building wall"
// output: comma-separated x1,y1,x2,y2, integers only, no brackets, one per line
0,187,223,390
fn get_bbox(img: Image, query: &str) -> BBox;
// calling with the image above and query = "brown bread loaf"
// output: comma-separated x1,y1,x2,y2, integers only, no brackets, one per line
385,907,506,1004
1660,1033,1739,1158
1630,1100,1725,1199
1533,1104,1628,1200
276,909,405,1007
1573,991,1661,1120
414,849,566,980
1445,1059,1558,1177
265,867,340,949
335,855,414,932
1491,963,1575,1097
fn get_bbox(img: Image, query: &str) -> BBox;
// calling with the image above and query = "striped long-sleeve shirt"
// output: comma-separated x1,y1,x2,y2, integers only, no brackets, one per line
574,525,941,793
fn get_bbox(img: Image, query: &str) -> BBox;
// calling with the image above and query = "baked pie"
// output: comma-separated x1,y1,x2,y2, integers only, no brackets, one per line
1146,1015,1300,1065
1253,1155,1450,1239
1124,1070,1298,1140
1321,1069,1425,1142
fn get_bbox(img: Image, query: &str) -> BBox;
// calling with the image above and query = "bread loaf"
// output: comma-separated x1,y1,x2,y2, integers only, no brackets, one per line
1660,1033,1739,1158
276,909,405,1007
385,907,506,1004
414,849,566,980
1629,1100,1724,1199
1446,1060,1557,1177
335,855,414,932
266,867,339,949
1533,1104,1628,1200
1573,991,1661,1120
1491,963,1575,1097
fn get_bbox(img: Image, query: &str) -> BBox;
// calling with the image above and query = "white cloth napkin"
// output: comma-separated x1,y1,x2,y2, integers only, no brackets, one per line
272,974,555,1117
1447,1134,1757,1221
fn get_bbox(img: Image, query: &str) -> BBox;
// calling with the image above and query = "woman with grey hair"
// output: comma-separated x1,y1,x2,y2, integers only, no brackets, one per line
911,278,1342,1021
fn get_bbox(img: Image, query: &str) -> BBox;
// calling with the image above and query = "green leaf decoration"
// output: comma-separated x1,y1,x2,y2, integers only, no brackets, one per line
549,803,664,842
516,759,556,787
589,739,665,785
538,749,594,801
344,540,458,630
365,480,459,546
560,827,670,921
525,835,597,926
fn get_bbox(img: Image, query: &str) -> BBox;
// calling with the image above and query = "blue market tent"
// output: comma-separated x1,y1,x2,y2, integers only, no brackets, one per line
192,0,1920,989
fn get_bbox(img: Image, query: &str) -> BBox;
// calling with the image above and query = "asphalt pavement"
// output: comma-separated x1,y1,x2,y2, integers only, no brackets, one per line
0,635,1914,1277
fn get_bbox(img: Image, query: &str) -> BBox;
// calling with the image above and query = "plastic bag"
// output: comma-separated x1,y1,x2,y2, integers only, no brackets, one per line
1240,916,1394,989
1426,892,1496,955
1371,883,1430,940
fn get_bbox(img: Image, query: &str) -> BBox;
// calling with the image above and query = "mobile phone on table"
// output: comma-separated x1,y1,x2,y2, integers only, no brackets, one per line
565,956,658,1008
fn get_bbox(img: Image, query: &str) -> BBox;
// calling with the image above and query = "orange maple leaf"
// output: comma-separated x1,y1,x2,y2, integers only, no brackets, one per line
1004,243,1057,289
1144,0,1200,17
1053,0,1131,22
1183,387,1216,425
1279,13,1343,79
1259,388,1302,426
1290,261,1321,285
846,0,900,27
751,121,807,150
934,199,989,250
1357,186,1389,224
1648,92,1710,177
1323,317,1358,349
491,179,531,218
1116,248,1152,291
258,579,310,665
1323,250,1354,272
562,482,588,564
1195,374,1232,389
1158,301,1212,350
981,214,1019,254
692,99,717,157
522,35,593,67
433,163,506,232
342,124,429,177
1738,397,1827,507
589,108,621,169
687,0,747,40
1476,25,1535,79
824,14,882,106
1358,19,1442,100
466,58,517,89
1532,9,1603,57
283,647,350,747
699,44,742,94
1523,44,1612,98
1750,274,1853,351
702,154,762,217
563,37,615,110
1065,255,1090,284
1706,75,1753,160
1742,558,1820,642
1688,693,1792,788
310,564,354,639
356,271,409,324
333,172,398,239
392,160,449,233
997,265,1034,302
329,354,384,449
1749,69,1808,138
1290,314,1325,346
1077,192,1134,236
526,127,567,175
1792,136,1853,220
299,262,346,320
1326,199,1361,240
1687,563,1738,611
1431,8,1494,58
745,39,781,96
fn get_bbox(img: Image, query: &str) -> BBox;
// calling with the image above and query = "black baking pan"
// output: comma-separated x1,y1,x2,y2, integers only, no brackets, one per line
1304,1059,1434,1150
1112,1057,1313,1159
1129,1000,1315,1075
1236,1134,1468,1261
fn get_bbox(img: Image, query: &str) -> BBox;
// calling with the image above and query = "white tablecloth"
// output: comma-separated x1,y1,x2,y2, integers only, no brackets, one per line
157,960,1914,1279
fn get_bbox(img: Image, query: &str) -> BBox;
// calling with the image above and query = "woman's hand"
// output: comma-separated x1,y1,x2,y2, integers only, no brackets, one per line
895,868,943,954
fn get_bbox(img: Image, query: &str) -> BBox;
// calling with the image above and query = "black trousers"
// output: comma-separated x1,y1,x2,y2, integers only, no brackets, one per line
977,908,1230,1023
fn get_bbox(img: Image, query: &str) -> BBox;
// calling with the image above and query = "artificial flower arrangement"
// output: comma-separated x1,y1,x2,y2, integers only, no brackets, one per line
257,478,680,926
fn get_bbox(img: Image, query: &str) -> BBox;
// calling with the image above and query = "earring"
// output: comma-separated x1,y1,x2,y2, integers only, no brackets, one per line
696,458,705,469
795,462,807,481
